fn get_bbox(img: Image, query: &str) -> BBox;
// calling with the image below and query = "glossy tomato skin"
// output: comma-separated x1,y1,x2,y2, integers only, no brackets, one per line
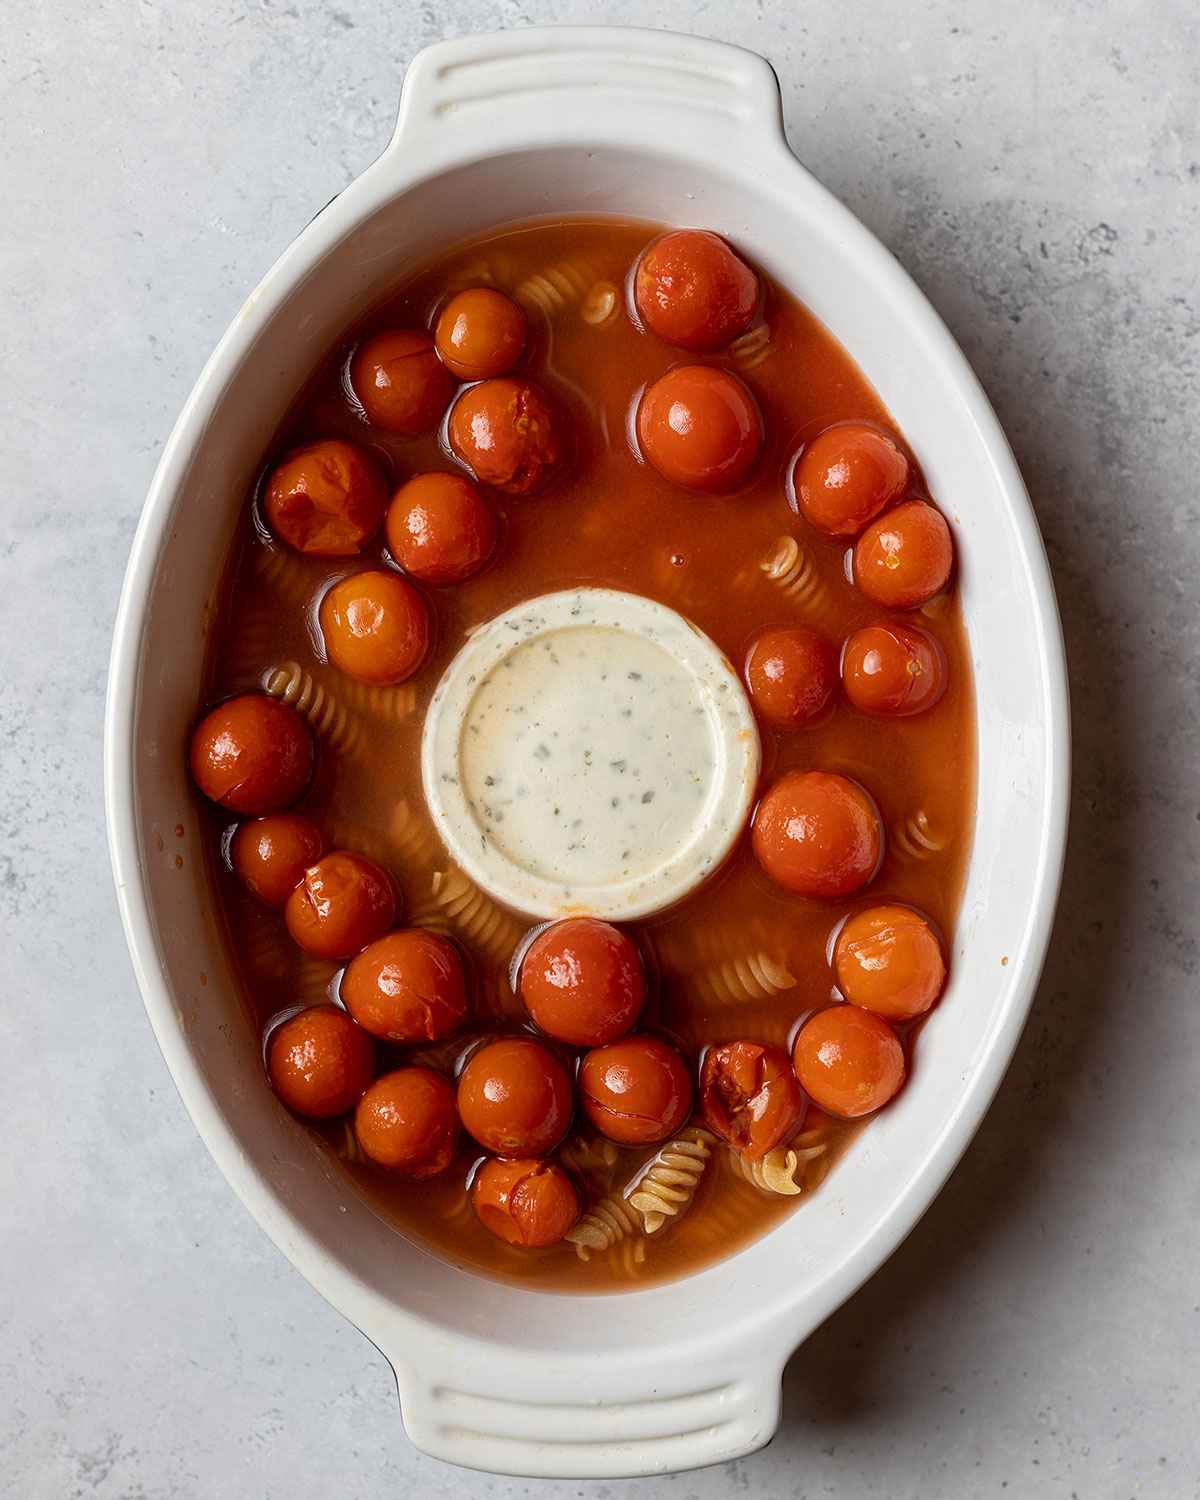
354,1067,459,1177
341,929,469,1043
283,850,397,960
634,230,759,351
189,695,314,816
435,288,526,381
854,499,953,608
751,770,883,900
792,1005,905,1118
842,622,947,717
793,423,909,537
834,904,946,1020
448,378,566,496
318,569,430,686
385,472,498,585
267,1005,375,1119
350,329,454,435
456,1037,573,1156
231,813,324,907
519,918,645,1047
701,1040,807,1160
745,626,838,729
471,1157,580,1247
262,439,389,557
636,365,762,493
578,1035,692,1145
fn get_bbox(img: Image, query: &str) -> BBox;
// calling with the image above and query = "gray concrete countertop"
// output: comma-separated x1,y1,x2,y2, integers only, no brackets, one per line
3,1,1197,1495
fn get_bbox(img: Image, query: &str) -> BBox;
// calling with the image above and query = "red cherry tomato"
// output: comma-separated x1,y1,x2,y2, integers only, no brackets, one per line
834,905,946,1021
578,1035,691,1145
262,439,389,557
283,850,397,960
752,770,882,900
385,472,498,585
519,918,645,1047
634,230,759,351
636,365,762,493
340,929,469,1043
189,695,314,816
854,500,953,608
435,288,527,381
456,1038,572,1156
701,1040,807,1160
744,626,838,729
793,423,908,536
267,1005,375,1119
792,1005,905,1118
354,1067,459,1177
842,622,947,717
318,569,430,686
447,378,566,496
231,813,324,907
350,329,454,435
471,1157,580,1247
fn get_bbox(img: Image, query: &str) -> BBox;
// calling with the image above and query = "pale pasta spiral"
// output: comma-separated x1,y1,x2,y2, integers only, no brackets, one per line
728,322,773,370
515,257,603,320
731,1138,830,1196
694,950,796,1006
580,280,620,326
892,809,946,862
415,867,523,967
627,1127,715,1234
262,661,361,755
760,534,830,615
558,1133,620,1183
565,1192,645,1262
252,542,315,608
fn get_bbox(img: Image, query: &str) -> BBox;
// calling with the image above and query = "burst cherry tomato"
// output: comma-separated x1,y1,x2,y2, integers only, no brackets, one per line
471,1157,580,1247
701,1040,807,1160
318,569,430,685
752,770,882,900
842,622,947,717
435,288,527,381
519,918,645,1047
354,1067,459,1177
744,626,838,729
385,472,498,585
447,377,565,496
190,695,314,815
456,1038,572,1156
283,850,397,960
636,365,762,493
854,499,953,608
793,423,908,536
267,1005,375,1119
340,929,469,1043
231,813,324,907
634,230,759,351
792,1005,905,1118
834,905,946,1021
350,329,454,435
578,1035,691,1145
262,439,389,557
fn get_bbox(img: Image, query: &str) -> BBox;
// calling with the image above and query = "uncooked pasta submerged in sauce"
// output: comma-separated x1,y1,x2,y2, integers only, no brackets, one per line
194,217,975,1291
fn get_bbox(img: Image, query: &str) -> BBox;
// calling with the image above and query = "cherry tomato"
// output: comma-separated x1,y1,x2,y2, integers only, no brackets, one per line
519,918,645,1047
471,1157,580,1247
267,1005,375,1119
341,929,469,1043
318,569,430,685
189,695,313,815
636,365,762,493
854,499,953,608
447,377,566,496
700,1040,807,1160
634,230,758,350
262,439,389,557
792,1005,905,1118
354,1067,459,1177
435,288,526,381
752,770,882,900
350,329,454,435
385,472,498,585
793,423,908,536
231,813,324,907
842,622,947,717
456,1038,572,1156
283,850,397,960
744,626,838,729
578,1035,691,1145
834,904,946,1021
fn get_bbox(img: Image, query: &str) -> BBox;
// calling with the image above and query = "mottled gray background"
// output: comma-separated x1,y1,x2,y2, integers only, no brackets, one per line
3,0,1198,1495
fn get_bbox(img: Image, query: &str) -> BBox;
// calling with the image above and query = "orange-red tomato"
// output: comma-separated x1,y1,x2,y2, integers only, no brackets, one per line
519,918,645,1047
471,1157,580,1247
578,1035,691,1145
447,377,566,496
385,472,498,585
700,1040,807,1160
792,1005,905,1118
350,329,454,435
189,695,314,815
745,626,838,729
318,569,430,685
435,288,527,381
231,813,324,907
341,929,469,1043
262,439,388,557
854,499,953,608
354,1067,459,1177
456,1037,572,1156
793,423,909,536
634,230,758,351
267,1005,375,1119
842,622,947,717
283,850,397,960
752,770,882,900
636,365,762,493
834,904,946,1020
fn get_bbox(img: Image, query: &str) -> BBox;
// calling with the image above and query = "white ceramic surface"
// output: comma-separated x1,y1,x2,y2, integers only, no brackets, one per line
104,26,1069,1480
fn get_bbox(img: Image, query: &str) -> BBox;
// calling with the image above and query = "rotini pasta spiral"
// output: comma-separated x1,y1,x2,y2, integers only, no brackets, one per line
335,675,419,725
627,1127,715,1234
728,322,773,370
730,1137,832,1196
416,867,523,968
515,257,603,320
580,280,620,326
565,1192,645,1262
252,542,315,608
390,798,441,868
557,1133,620,1185
262,661,361,755
892,809,946,861
693,950,796,1006
760,534,830,615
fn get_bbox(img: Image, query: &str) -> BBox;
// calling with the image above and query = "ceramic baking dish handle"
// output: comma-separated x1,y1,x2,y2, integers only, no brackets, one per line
388,27,786,163
390,1340,789,1478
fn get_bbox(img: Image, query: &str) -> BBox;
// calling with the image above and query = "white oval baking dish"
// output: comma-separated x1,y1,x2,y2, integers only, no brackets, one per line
104,26,1069,1480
